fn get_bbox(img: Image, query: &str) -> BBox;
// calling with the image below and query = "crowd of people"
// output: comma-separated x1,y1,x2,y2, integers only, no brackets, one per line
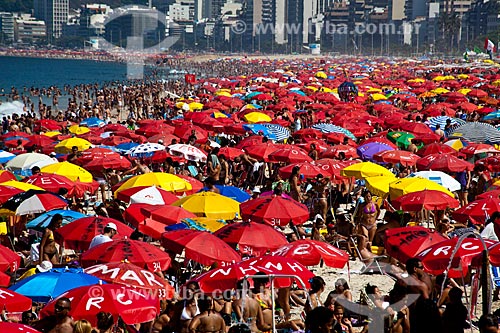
0,55,500,333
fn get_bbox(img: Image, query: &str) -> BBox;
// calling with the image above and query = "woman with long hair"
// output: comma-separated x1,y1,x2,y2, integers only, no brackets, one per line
39,213,63,265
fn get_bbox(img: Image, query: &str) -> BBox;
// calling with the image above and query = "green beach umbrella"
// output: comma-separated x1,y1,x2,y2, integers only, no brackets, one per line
387,131,415,149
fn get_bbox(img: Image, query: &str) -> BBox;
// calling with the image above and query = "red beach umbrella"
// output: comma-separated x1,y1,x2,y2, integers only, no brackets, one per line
385,227,447,264
55,216,133,251
218,147,244,161
245,143,281,161
0,287,33,312
84,156,132,171
278,162,330,179
40,284,160,326
214,221,288,256
0,244,21,273
161,230,241,266
268,146,312,164
416,153,474,172
193,256,315,293
452,197,500,225
272,240,349,268
240,195,309,226
391,190,460,211
84,262,175,298
141,205,197,226
0,185,23,205
24,173,77,196
81,239,171,272
320,145,359,159
417,142,457,157
0,323,41,333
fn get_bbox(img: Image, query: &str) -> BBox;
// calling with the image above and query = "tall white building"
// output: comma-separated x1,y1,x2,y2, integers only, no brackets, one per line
34,0,69,38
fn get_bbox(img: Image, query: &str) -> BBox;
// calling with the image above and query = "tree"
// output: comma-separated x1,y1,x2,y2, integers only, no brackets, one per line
438,10,462,53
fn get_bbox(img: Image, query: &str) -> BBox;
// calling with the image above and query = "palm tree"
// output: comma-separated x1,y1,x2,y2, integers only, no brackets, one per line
438,7,462,53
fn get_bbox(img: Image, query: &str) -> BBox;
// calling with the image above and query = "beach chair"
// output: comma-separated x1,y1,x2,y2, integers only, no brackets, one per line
350,236,387,275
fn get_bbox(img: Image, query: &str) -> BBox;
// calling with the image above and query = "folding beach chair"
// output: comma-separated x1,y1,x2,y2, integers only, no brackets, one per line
350,236,387,275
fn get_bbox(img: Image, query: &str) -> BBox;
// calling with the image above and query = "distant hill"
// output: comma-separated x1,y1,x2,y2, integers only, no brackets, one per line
0,0,168,13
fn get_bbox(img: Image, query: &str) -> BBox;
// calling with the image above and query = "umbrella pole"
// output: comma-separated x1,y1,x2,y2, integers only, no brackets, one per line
482,249,491,316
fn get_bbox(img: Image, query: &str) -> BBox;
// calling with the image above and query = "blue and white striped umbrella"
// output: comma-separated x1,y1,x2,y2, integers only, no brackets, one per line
426,116,465,130
449,122,500,144
0,150,16,164
127,142,166,158
242,124,277,141
312,123,356,140
261,123,290,142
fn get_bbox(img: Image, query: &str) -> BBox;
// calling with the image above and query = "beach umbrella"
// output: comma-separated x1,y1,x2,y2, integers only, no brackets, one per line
373,150,420,166
0,170,17,183
114,172,192,194
122,203,158,226
356,142,394,161
416,153,474,173
261,123,290,142
182,217,227,233
218,147,244,160
0,150,15,164
385,227,447,264
214,221,288,256
168,144,207,162
312,123,356,140
245,142,281,161
9,267,100,302
483,110,500,121
387,132,415,149
0,288,35,312
449,122,500,144
40,284,159,326
426,116,465,130
41,161,93,183
54,138,92,154
81,239,171,272
278,162,330,180
162,229,241,266
80,117,105,127
460,143,500,155
193,256,315,293
84,155,132,171
407,171,461,192
115,142,139,153
1,190,67,216
68,125,90,135
364,175,398,198
388,177,453,199
116,185,179,205
0,323,41,333
320,145,358,159
243,112,272,123
272,240,349,268
200,185,251,203
268,146,312,164
0,180,44,192
391,190,460,211
55,216,133,251
0,185,23,205
341,161,394,179
242,124,277,140
417,142,458,156
0,244,21,273
5,153,53,174
172,192,240,220
476,156,500,172
74,147,119,164
452,197,500,225
127,143,166,158
35,119,61,131
23,173,79,197
141,205,197,225
84,262,175,298
240,195,309,226
417,238,496,278
26,209,87,231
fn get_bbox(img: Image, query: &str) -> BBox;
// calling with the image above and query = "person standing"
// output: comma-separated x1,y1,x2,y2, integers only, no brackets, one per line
189,296,226,333
39,214,63,265
88,223,118,249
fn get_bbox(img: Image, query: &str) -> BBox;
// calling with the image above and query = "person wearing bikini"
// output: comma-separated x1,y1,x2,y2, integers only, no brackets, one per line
189,297,226,333
355,190,380,245
39,214,63,265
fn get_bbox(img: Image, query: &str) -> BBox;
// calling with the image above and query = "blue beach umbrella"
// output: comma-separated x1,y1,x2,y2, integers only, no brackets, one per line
312,123,357,140
115,142,139,153
200,185,251,203
80,117,105,128
9,267,102,302
165,223,189,231
0,150,16,164
261,123,290,142
483,110,500,121
427,116,465,130
242,124,278,140
26,209,87,231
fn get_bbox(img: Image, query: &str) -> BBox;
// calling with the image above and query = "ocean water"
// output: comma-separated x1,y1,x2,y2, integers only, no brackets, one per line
0,56,129,93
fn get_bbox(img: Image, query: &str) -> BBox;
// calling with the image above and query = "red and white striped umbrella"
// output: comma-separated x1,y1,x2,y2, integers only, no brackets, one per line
1,190,67,215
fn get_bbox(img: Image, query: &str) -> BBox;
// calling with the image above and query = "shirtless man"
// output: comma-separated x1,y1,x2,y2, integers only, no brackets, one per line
33,298,74,333
189,297,226,333
233,281,271,333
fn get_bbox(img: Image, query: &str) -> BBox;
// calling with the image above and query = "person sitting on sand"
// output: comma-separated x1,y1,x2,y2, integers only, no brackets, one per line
189,296,225,333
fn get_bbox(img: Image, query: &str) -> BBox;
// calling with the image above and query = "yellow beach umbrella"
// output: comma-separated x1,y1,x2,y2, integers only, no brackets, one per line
215,90,232,97
54,138,92,154
172,192,240,220
457,74,469,79
212,111,228,119
444,138,466,151
0,180,43,191
367,87,383,93
315,71,327,79
115,172,192,194
492,80,500,87
69,125,90,135
432,76,447,82
43,131,61,137
319,87,333,93
371,93,387,101
408,78,425,83
189,102,204,111
457,88,471,95
431,87,450,95
365,175,398,198
243,112,272,123
41,161,93,182
389,177,454,199
341,161,394,179
418,92,437,98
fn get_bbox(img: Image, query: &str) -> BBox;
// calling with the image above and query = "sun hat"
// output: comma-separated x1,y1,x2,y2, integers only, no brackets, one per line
106,222,118,232
335,207,348,215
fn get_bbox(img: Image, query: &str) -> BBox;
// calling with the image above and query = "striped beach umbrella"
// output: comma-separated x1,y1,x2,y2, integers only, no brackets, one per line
426,116,465,130
312,123,356,140
261,123,290,142
449,122,500,144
